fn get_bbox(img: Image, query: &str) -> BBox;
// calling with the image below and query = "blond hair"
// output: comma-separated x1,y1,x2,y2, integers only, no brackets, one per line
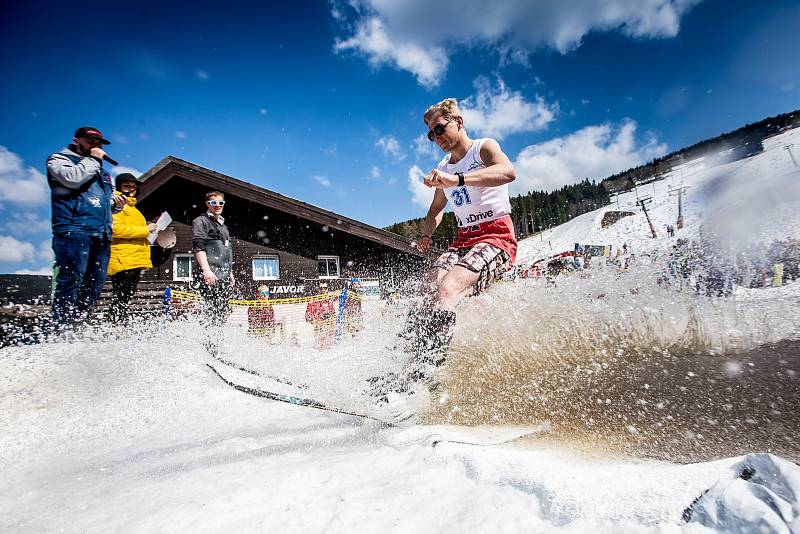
423,98,461,124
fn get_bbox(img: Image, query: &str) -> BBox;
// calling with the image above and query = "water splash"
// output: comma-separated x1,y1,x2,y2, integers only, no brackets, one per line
425,260,800,462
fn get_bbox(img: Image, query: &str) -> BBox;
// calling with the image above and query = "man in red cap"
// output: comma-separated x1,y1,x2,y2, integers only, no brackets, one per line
46,127,126,328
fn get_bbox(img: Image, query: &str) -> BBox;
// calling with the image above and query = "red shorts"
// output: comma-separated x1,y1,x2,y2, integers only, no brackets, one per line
449,215,517,264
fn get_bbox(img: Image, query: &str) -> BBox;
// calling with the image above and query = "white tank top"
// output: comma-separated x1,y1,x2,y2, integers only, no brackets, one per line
437,138,512,228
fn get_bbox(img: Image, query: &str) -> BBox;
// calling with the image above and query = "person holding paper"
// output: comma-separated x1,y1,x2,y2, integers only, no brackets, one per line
107,173,156,323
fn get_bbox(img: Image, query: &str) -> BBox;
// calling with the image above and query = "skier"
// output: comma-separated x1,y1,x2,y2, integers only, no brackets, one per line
370,97,517,402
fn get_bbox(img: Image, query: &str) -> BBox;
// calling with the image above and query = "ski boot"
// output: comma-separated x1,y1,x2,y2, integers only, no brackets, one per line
365,308,456,404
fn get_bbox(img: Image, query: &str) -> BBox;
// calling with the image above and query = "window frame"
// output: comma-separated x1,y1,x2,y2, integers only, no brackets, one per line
252,254,280,281
317,255,340,279
173,253,193,282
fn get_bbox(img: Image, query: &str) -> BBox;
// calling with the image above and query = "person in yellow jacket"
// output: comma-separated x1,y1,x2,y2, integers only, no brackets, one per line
108,173,156,323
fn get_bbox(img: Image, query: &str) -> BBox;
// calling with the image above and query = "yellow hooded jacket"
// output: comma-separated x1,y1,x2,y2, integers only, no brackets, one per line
108,195,153,277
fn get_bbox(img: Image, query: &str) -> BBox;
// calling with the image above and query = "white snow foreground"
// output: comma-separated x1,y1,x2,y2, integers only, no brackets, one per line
682,453,800,533
1,331,799,533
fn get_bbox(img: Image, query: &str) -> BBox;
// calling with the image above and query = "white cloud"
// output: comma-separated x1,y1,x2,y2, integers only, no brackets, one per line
413,134,442,163
460,77,557,139
195,69,209,79
313,175,332,187
110,166,143,178
0,235,35,263
14,267,52,275
174,131,187,140
407,165,434,209
370,166,381,178
0,146,49,207
376,135,406,162
335,17,448,88
333,0,700,86
512,120,667,194
1,213,50,235
37,238,53,262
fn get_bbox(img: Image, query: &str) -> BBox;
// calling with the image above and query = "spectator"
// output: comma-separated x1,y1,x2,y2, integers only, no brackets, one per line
107,173,156,324
344,279,364,335
305,282,335,350
192,191,234,354
47,127,125,328
248,284,275,341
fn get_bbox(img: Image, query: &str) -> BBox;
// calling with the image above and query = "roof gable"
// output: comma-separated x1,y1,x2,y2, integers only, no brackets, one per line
137,156,426,256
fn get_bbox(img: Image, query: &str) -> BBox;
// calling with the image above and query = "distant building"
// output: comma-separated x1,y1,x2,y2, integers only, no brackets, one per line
135,156,431,299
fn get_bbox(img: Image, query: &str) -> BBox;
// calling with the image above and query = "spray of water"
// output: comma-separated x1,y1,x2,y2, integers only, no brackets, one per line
420,251,799,462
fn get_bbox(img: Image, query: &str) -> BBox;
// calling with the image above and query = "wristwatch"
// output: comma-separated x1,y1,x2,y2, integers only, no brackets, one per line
456,172,465,187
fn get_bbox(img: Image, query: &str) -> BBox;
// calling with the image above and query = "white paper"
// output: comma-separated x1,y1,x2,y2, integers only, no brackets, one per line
148,211,173,244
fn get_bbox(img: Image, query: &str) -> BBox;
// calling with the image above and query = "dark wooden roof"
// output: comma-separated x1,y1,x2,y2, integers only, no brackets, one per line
137,156,429,257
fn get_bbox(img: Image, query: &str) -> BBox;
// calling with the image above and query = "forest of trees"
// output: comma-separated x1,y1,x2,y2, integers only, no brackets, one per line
384,109,800,246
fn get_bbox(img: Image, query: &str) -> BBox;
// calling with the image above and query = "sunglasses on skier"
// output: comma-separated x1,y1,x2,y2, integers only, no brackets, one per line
207,200,225,207
427,119,453,141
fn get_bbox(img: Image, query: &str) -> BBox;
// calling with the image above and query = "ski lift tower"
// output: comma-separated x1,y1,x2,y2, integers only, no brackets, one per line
636,195,658,238
669,184,691,230
786,143,798,167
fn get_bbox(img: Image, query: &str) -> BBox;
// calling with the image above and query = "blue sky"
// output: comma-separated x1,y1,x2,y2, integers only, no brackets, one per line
1,0,798,274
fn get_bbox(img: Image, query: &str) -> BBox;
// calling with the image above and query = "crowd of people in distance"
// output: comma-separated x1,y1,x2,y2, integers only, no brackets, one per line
665,236,799,296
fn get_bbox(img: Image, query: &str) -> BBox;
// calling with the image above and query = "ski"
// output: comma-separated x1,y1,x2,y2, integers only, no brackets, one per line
208,352,308,389
206,363,414,425
431,433,539,448
430,424,551,448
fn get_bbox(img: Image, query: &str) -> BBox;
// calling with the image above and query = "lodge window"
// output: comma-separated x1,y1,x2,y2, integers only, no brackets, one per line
173,253,193,281
317,255,340,278
252,254,280,280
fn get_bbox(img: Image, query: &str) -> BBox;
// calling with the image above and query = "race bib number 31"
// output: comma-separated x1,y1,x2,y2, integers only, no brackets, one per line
451,186,472,207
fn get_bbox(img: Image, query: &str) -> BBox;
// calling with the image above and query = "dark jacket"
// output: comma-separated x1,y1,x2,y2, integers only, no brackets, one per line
192,212,233,279
46,146,115,237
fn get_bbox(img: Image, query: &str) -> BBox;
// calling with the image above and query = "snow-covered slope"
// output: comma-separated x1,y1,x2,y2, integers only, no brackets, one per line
518,127,800,264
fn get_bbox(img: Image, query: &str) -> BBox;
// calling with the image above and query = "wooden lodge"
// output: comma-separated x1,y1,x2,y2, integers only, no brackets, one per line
116,156,431,306
118,156,430,308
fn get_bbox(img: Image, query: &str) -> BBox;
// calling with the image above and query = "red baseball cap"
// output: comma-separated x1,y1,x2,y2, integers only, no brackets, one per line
74,126,111,145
